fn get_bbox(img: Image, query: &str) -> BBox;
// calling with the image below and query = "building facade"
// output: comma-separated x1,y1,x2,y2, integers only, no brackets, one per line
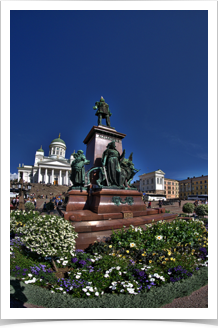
164,178,180,199
17,135,75,185
139,170,165,194
179,175,208,199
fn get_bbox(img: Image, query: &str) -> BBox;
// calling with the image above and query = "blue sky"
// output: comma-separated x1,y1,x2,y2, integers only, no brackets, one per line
10,9,208,181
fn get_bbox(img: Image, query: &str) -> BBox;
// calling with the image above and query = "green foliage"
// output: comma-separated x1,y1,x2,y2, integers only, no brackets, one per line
25,202,35,211
110,219,207,251
10,266,208,307
182,202,195,214
10,210,208,304
195,204,208,217
10,210,40,234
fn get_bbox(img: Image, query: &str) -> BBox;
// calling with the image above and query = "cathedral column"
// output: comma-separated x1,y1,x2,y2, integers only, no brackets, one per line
65,170,68,185
38,167,41,183
51,169,54,184
59,170,62,185
45,168,48,184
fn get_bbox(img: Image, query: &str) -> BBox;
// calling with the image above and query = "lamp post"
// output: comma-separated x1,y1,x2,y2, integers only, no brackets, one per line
16,173,32,210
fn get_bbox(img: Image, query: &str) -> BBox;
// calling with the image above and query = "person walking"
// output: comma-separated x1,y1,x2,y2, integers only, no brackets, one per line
159,199,162,208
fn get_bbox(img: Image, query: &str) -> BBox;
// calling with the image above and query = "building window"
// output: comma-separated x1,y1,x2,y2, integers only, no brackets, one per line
160,178,162,184
143,180,144,185
172,182,174,185
200,181,202,184
147,186,149,190
147,179,149,184
205,180,207,183
172,191,174,194
164,181,166,184
200,186,202,189
196,187,198,190
151,179,153,183
157,178,159,184
205,186,207,189
168,182,171,185
196,182,198,184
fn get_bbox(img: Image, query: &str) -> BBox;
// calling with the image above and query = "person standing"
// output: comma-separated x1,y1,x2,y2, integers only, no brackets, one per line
179,199,181,207
159,199,162,208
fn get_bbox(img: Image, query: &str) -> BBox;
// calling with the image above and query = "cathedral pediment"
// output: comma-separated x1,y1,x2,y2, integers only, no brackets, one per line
38,159,70,167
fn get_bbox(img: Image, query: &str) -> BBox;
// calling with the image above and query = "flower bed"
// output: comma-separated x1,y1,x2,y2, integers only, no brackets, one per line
10,210,208,307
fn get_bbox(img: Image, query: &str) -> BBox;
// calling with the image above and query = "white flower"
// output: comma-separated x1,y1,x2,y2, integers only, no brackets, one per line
51,291,54,293
120,289,124,293
95,292,99,296
116,266,121,270
156,235,163,240
86,292,91,296
118,272,122,275
28,273,33,277
150,278,155,282
104,274,109,278
130,243,136,248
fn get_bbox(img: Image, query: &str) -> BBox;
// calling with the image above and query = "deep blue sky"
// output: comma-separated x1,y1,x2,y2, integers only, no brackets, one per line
10,10,208,181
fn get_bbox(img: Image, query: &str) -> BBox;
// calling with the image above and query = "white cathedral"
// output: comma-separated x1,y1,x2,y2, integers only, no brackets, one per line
17,135,74,185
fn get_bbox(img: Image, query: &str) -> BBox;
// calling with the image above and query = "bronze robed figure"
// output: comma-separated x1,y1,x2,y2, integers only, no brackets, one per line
70,150,90,187
96,143,139,189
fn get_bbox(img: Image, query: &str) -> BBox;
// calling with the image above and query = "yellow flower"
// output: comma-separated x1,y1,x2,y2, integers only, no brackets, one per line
118,254,122,257
170,257,174,261
126,250,129,253
162,261,166,264
168,251,172,256
174,249,176,252
165,258,169,261
149,260,152,263
109,245,112,248
142,254,145,256
152,253,156,256
122,256,126,259
112,253,115,256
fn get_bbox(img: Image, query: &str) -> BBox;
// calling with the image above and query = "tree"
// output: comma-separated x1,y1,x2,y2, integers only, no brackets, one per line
195,204,208,218
182,202,195,216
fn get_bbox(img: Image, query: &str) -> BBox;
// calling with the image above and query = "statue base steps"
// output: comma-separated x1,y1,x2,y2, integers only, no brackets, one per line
72,213,177,250
59,188,177,250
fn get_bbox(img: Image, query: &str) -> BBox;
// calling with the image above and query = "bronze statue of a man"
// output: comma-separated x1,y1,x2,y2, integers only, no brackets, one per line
93,96,112,127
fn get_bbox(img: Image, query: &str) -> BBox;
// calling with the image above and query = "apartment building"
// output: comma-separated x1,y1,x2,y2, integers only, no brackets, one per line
164,178,180,199
179,175,208,199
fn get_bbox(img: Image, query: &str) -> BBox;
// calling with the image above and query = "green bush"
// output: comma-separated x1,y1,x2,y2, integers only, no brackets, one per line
25,202,35,211
10,210,40,234
195,204,208,217
182,202,195,215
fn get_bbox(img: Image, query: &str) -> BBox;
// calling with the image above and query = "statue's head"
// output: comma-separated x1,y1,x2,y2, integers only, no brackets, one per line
100,96,105,102
77,150,84,155
107,141,116,149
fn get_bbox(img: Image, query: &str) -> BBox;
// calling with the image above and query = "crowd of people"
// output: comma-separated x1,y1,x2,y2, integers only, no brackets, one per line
11,192,65,211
